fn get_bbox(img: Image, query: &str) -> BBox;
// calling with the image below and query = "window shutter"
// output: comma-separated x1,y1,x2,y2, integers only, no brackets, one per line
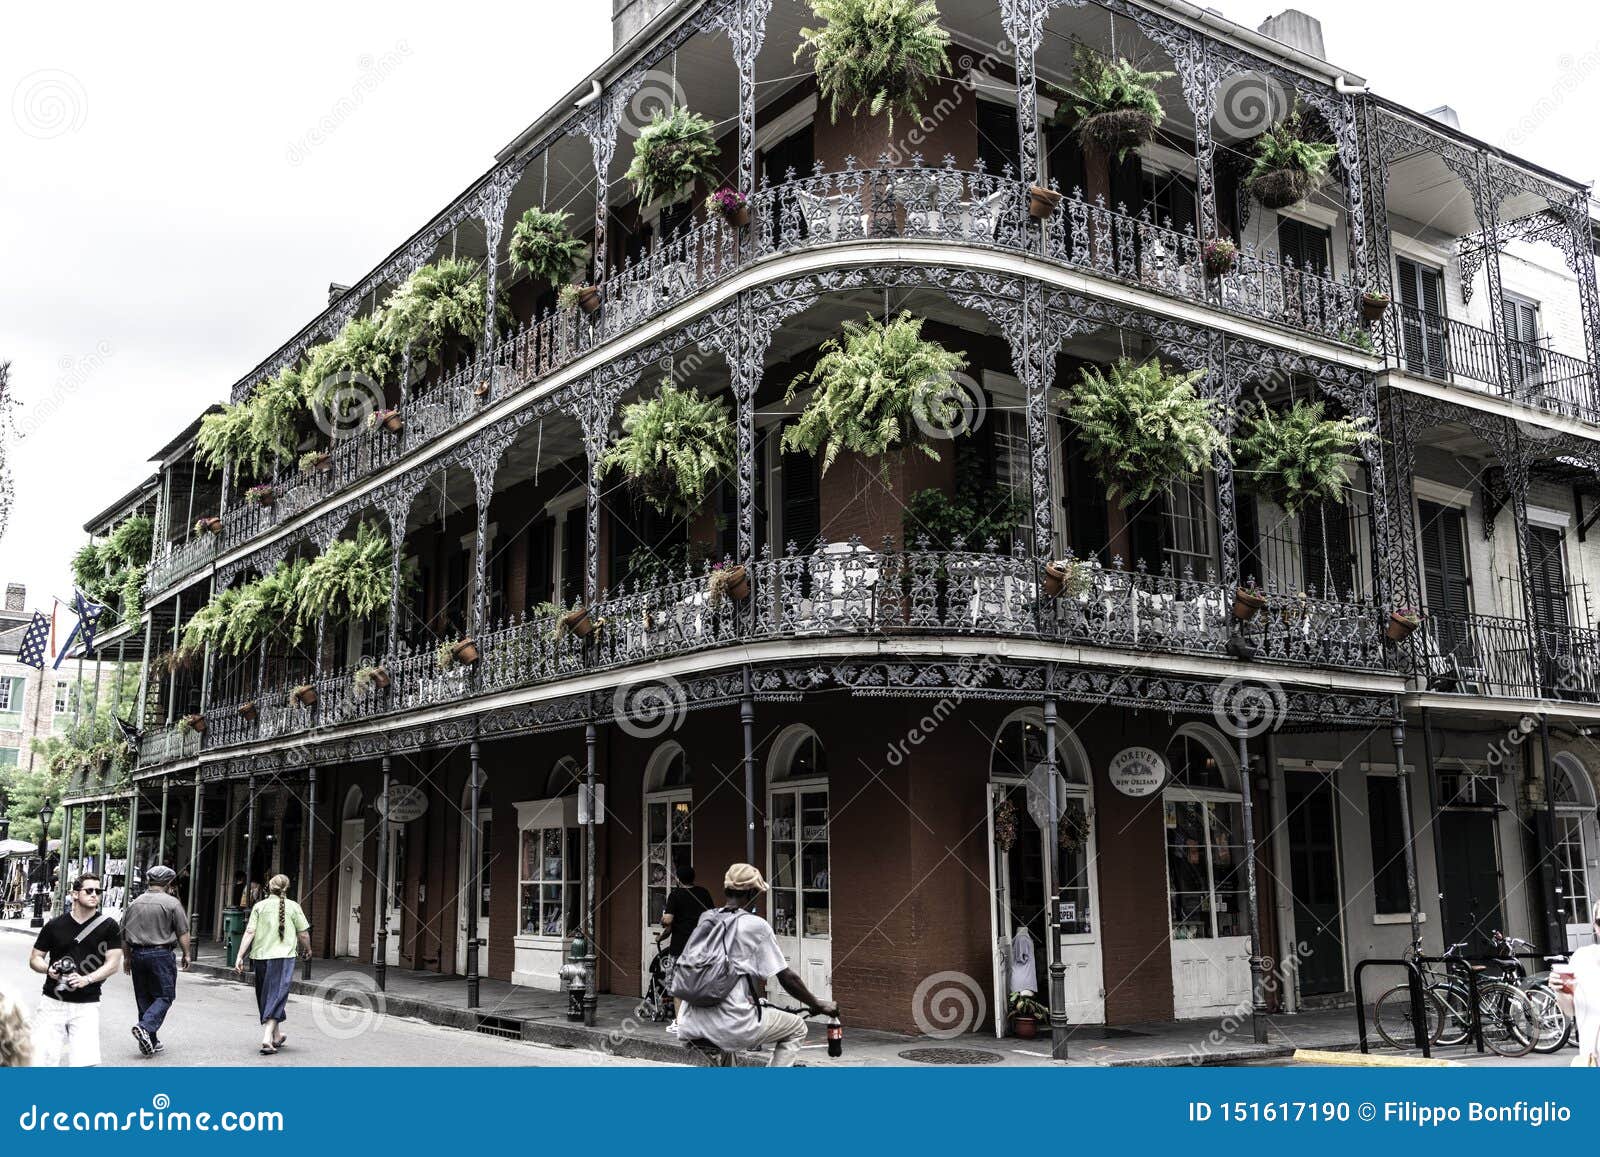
780,449,821,553
1418,501,1470,618
976,99,1020,178
561,507,585,605
1109,152,1143,215
1300,504,1354,597
1044,127,1087,197
1277,217,1330,274
1061,416,1110,562
1527,526,1569,632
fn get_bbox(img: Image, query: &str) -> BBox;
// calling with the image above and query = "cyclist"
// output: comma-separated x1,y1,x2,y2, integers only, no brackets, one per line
677,863,837,1067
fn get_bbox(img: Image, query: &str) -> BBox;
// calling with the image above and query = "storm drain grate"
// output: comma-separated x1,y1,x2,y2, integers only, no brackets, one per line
473,1015,523,1040
897,1047,1004,1065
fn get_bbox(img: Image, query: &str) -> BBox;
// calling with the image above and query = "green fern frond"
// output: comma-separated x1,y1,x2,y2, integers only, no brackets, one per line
795,0,952,131
624,107,722,207
1234,400,1373,515
599,379,736,516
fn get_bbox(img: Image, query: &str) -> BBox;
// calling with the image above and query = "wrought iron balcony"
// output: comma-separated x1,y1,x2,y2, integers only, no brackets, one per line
1389,304,1600,422
1412,609,1600,701
144,533,218,598
137,539,1389,769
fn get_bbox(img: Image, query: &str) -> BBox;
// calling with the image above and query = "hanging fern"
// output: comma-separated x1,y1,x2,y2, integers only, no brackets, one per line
796,0,952,130
1246,105,1338,209
1233,400,1373,515
247,364,310,474
178,586,242,661
599,380,736,516
379,258,495,367
1056,45,1172,160
1065,358,1225,506
195,402,257,477
508,207,588,286
302,315,397,421
783,312,968,476
625,107,722,207
293,521,397,627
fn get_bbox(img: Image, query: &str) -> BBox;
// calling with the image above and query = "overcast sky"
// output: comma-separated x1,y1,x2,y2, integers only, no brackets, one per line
2,1,1596,619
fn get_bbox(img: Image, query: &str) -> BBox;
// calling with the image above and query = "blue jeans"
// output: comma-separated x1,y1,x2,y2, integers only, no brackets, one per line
129,946,178,1038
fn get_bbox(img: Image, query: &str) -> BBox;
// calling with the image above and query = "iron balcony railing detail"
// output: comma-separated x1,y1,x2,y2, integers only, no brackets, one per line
1413,609,1600,701
137,540,1390,769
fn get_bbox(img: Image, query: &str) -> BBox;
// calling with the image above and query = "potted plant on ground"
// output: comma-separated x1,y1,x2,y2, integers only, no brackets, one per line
559,283,601,317
195,516,223,535
599,379,736,515
1203,237,1238,279
1245,105,1337,210
435,639,480,671
299,449,332,475
291,684,318,707
508,206,588,287
1232,581,1267,622
368,408,404,434
1233,400,1374,516
1360,288,1391,324
706,187,751,228
353,665,390,693
1057,44,1172,160
783,311,969,478
625,106,721,208
1008,992,1050,1040
1064,358,1225,506
707,563,751,605
244,484,276,508
796,0,951,131
1387,607,1423,642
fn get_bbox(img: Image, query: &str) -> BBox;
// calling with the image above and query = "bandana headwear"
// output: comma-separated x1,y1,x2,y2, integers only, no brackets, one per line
724,863,768,893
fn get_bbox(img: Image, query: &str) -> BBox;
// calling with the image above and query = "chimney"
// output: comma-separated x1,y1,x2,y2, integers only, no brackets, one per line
613,0,676,50
1425,105,1461,130
327,282,351,307
1256,10,1326,60
5,583,23,612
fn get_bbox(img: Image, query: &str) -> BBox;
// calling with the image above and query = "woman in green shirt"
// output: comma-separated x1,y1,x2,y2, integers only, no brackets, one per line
233,874,310,1055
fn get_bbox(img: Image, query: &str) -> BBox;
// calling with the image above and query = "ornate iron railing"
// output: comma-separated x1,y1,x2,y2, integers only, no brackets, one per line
136,540,1391,768
144,533,218,595
1410,610,1600,701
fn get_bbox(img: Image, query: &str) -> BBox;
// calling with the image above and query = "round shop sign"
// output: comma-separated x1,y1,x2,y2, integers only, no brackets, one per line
378,784,428,824
1108,746,1168,797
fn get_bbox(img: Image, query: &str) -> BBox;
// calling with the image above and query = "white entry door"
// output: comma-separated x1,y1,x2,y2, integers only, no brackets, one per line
641,792,692,990
457,812,492,974
768,785,831,1000
336,819,363,958
1556,812,1597,950
1165,793,1252,1018
987,781,1105,1034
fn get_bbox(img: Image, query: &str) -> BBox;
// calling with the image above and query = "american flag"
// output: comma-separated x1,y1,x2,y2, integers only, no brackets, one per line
16,611,48,668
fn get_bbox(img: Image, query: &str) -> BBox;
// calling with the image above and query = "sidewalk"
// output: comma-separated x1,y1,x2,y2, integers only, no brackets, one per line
0,918,1359,1066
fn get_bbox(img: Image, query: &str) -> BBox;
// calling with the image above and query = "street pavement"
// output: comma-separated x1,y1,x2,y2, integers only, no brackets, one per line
0,934,669,1068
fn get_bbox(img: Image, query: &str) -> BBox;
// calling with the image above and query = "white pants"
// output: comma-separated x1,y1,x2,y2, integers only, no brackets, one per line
749,1008,810,1067
32,997,101,1067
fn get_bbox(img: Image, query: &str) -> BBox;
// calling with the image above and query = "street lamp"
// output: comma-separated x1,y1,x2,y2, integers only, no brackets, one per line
31,803,54,928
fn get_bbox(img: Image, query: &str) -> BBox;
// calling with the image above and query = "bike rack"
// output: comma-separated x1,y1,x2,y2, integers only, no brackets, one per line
1352,957,1431,1057
1421,954,1486,1055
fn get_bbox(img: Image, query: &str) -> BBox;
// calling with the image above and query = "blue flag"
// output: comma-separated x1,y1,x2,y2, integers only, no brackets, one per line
52,589,105,669
16,611,48,669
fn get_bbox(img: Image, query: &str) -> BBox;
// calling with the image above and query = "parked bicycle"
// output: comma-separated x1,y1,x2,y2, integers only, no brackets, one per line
1489,931,1571,1054
1373,938,1539,1057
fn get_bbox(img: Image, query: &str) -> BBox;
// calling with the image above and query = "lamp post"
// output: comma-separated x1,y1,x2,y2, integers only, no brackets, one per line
31,803,54,928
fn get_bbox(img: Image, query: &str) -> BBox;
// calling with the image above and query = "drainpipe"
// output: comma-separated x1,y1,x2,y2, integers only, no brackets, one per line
741,666,756,864
1539,717,1564,953
157,776,170,867
302,765,316,981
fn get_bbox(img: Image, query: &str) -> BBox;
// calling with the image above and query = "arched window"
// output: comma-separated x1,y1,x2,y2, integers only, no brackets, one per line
546,757,582,798
645,744,689,793
1553,754,1596,929
1163,725,1245,942
644,743,692,945
341,786,363,821
767,727,828,950
771,726,826,781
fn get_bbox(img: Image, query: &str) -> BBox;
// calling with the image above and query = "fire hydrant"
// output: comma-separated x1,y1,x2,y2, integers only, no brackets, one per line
559,933,589,1022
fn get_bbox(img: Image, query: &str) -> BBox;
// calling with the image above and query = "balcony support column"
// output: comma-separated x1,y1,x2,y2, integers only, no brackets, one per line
1210,339,1240,590
301,765,315,980
999,1,1046,189
572,77,646,285
128,786,140,901
582,719,598,1027
374,757,389,992
1475,155,1512,390
1390,708,1424,950
466,739,482,1008
157,775,170,867
188,776,203,953
741,667,756,864
135,612,154,733
719,0,770,200
1041,688,1068,1061
166,591,181,727
1564,191,1600,394
1234,723,1268,1044
476,167,519,401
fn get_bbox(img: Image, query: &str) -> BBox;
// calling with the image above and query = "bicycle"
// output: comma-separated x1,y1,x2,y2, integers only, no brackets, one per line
682,1004,832,1067
1489,931,1571,1054
1372,939,1538,1057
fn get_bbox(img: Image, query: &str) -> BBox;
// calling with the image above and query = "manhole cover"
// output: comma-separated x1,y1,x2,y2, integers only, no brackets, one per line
897,1047,1004,1065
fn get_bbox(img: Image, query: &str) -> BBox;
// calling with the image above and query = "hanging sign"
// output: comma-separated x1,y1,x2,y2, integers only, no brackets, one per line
377,785,428,824
1108,746,1168,797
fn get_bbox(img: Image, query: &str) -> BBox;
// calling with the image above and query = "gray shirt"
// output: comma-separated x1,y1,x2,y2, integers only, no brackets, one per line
677,909,788,1050
121,890,189,948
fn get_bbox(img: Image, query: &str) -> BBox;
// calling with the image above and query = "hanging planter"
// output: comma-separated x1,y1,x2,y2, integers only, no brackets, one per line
1042,559,1090,600
599,380,736,516
1028,185,1062,221
195,516,223,535
1387,608,1423,642
508,206,587,287
1065,358,1225,507
473,377,492,399
368,409,404,434
1203,238,1238,279
238,701,258,722
244,484,276,508
299,450,332,475
435,639,480,672
554,607,595,641
1232,584,1267,622
353,665,390,693
707,563,751,605
291,684,318,707
625,106,721,208
796,0,952,131
706,187,751,228
1360,289,1391,324
1245,107,1337,210
1057,46,1173,160
559,284,602,316
1233,401,1374,516
179,713,206,735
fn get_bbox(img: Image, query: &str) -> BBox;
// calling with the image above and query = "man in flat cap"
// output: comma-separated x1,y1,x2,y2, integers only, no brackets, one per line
121,865,191,1057
676,863,837,1066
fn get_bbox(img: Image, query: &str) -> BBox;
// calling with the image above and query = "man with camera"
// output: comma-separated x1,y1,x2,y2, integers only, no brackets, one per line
29,873,124,1066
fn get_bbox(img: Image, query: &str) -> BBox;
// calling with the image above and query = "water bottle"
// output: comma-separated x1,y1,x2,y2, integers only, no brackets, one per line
826,1015,843,1058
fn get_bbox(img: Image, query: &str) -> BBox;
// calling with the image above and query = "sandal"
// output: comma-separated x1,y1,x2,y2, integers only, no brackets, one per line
273,1036,287,1048
258,1044,277,1056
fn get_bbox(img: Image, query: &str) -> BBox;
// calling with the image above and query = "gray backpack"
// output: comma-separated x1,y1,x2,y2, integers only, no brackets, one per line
668,908,750,1009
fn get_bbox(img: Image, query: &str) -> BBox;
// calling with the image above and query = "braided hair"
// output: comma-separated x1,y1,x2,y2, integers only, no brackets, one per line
267,874,292,940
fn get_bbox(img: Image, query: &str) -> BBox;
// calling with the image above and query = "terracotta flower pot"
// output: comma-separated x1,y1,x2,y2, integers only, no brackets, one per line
724,204,752,228
238,702,258,722
1386,613,1420,642
473,378,491,399
382,413,405,434
311,454,332,474
1012,1016,1038,1040
451,640,480,666
1360,294,1390,324
293,685,318,707
197,517,223,535
577,287,601,315
1043,561,1071,599
183,713,206,734
1028,185,1062,221
1250,167,1316,210
562,607,593,638
1232,588,1268,621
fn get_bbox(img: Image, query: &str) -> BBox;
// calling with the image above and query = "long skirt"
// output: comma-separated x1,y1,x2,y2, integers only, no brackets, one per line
252,957,295,1024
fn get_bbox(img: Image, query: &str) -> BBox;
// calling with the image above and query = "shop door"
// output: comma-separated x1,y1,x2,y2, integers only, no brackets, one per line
768,786,831,1000
986,781,1105,1035
384,823,404,967
335,819,363,957
1165,795,1253,1018
1438,810,1503,952
1282,773,1347,996
641,792,692,991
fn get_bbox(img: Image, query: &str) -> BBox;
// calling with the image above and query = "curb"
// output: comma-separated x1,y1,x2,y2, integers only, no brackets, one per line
1293,1048,1458,1067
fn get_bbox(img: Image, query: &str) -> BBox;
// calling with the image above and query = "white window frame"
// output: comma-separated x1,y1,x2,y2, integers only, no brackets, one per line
53,681,69,714
1162,727,1244,943
514,797,580,944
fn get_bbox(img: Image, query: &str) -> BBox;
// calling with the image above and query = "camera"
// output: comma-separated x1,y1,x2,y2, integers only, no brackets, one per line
50,957,78,978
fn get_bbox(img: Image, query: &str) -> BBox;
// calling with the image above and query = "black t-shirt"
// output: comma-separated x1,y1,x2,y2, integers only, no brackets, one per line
34,912,122,1004
663,886,714,956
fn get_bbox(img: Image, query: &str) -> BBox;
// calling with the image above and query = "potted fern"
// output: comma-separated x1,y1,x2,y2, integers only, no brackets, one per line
1028,185,1062,221
796,0,951,131
783,312,969,477
353,664,390,693
508,207,587,287
299,449,332,475
1042,559,1091,600
291,684,318,707
555,607,595,641
293,522,398,630
1246,106,1337,210
1057,45,1172,160
1065,358,1225,506
380,258,498,367
436,639,480,671
599,380,736,515
559,283,601,317
625,106,721,208
1233,400,1374,516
